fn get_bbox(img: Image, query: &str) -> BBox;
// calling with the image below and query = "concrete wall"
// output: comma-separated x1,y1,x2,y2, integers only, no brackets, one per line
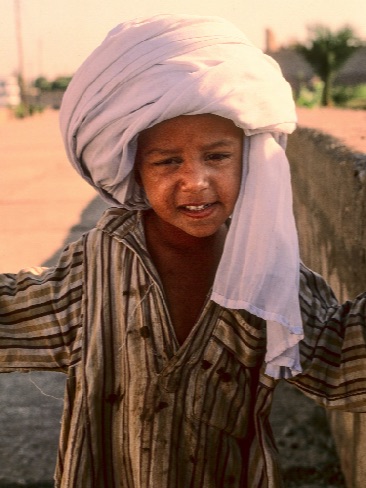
287,128,366,487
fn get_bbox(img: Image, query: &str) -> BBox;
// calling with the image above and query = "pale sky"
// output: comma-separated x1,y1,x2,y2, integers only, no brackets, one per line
1,0,366,80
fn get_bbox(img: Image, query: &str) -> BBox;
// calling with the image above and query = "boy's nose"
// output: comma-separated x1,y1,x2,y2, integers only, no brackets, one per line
180,162,208,191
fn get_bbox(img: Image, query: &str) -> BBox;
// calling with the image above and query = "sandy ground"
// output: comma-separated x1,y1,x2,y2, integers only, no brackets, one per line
0,110,102,271
0,107,364,487
296,107,366,154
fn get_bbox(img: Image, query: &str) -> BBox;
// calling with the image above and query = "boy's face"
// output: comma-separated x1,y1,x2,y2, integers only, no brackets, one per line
135,114,243,239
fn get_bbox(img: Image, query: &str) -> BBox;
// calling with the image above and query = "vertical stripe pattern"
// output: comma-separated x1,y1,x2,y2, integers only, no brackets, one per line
1,208,366,487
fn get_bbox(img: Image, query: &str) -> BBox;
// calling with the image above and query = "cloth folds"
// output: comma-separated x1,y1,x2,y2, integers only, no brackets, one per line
59,14,303,377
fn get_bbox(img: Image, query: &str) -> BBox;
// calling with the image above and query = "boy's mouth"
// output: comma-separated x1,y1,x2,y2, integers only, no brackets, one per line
180,203,213,212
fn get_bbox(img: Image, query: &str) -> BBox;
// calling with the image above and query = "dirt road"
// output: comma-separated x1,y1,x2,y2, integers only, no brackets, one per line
297,107,366,154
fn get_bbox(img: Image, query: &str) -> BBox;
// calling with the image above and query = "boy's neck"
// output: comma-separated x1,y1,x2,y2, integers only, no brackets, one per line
142,209,228,344
143,209,228,255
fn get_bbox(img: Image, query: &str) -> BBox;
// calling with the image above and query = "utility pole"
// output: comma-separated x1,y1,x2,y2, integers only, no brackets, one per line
14,0,28,109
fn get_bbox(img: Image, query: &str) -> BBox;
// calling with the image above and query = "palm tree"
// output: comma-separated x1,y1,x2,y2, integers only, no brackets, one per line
295,25,362,106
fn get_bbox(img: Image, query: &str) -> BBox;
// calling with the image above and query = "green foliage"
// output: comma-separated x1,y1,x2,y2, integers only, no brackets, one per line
295,82,366,109
332,85,356,105
12,102,45,118
295,81,323,108
296,25,362,78
33,75,72,92
13,102,27,118
333,83,366,109
295,25,363,106
33,76,52,91
51,76,72,91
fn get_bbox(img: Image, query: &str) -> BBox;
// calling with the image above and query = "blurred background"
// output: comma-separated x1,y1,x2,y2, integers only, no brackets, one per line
0,1,366,487
1,0,366,114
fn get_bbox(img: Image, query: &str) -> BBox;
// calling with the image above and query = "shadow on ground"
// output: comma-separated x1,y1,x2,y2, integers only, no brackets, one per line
271,382,346,488
0,196,108,487
0,197,345,487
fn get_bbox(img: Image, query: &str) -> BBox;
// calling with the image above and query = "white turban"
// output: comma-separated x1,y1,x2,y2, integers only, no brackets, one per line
60,14,303,378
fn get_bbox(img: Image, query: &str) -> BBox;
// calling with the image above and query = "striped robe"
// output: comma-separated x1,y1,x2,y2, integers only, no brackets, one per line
1,208,366,487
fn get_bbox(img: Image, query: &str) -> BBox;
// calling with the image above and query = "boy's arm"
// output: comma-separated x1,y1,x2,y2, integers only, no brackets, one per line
288,263,366,412
0,239,84,373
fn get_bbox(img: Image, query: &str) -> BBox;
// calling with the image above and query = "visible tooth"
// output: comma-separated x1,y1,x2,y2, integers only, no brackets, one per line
185,204,207,211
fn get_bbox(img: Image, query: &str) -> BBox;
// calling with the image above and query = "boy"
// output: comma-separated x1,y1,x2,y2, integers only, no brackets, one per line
1,14,366,488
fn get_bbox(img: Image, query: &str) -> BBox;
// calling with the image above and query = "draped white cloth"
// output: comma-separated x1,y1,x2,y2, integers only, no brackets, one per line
59,14,303,378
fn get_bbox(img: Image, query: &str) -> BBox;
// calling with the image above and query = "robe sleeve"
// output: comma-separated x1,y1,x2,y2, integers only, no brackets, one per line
0,238,84,373
289,263,366,412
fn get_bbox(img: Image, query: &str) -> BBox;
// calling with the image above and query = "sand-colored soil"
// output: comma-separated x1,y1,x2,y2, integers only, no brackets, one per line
297,107,366,154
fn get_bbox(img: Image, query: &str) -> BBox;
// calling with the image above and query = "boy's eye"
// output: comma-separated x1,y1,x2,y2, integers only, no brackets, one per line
206,153,231,162
153,157,182,166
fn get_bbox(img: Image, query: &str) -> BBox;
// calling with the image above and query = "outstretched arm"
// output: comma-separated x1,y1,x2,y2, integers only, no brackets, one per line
289,263,366,412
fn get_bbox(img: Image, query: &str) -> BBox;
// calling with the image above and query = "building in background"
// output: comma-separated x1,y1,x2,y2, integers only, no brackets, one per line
0,76,21,107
